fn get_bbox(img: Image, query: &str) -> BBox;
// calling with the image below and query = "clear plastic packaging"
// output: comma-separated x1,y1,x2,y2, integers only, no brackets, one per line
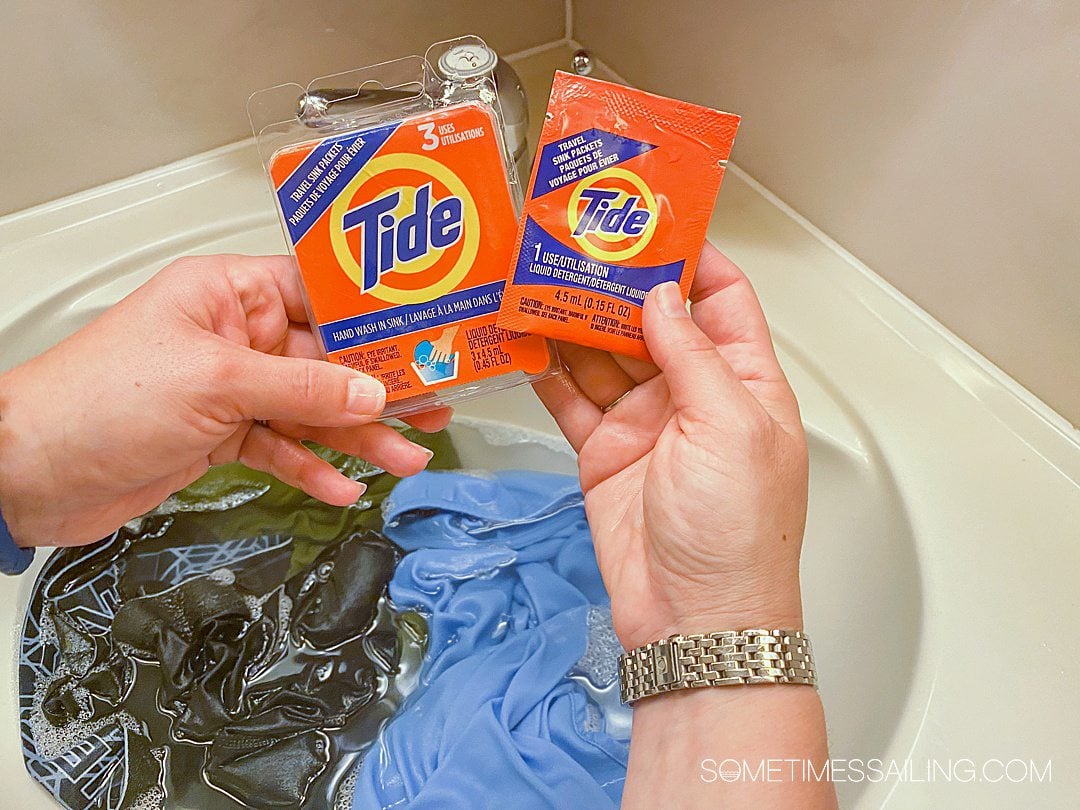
248,36,555,419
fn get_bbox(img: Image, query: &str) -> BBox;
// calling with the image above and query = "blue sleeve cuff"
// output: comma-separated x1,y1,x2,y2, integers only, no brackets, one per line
0,505,34,575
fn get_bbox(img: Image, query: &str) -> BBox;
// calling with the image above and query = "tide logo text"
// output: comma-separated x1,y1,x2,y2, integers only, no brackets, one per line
571,188,651,238
342,182,464,294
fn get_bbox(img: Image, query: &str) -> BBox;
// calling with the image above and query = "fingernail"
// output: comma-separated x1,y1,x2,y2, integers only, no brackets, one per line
348,377,386,415
354,482,368,502
419,447,435,465
654,281,687,318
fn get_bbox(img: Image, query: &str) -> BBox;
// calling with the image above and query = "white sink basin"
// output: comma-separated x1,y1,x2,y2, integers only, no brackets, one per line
0,135,1075,808
0,203,919,809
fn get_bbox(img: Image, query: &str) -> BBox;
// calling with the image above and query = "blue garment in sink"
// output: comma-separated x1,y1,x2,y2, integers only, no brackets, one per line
355,470,630,809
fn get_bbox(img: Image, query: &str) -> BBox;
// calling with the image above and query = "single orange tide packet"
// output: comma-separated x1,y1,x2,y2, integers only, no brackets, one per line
497,72,740,360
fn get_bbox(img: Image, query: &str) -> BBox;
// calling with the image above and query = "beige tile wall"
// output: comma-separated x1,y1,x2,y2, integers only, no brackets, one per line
0,0,563,215
575,0,1080,425
3,1,1075,423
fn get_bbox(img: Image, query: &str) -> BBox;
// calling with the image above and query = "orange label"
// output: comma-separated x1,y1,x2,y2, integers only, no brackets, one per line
497,72,740,360
269,102,550,405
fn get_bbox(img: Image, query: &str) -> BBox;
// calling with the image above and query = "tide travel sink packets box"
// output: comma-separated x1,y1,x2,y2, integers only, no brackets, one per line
497,71,741,361
248,37,554,420
250,38,739,419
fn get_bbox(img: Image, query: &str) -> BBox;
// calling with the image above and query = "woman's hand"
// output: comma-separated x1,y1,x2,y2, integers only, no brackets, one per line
536,242,808,651
539,243,833,809
0,254,449,547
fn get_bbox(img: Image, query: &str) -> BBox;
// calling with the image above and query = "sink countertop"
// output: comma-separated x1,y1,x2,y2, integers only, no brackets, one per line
0,42,1077,809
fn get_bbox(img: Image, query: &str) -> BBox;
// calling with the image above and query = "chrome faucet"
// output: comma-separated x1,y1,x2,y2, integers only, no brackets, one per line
297,43,532,181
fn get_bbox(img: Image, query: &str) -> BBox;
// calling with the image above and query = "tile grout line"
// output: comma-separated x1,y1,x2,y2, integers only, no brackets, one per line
502,38,572,63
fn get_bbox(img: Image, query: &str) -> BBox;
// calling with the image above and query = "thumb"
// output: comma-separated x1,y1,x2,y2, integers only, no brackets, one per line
642,281,751,415
218,346,386,427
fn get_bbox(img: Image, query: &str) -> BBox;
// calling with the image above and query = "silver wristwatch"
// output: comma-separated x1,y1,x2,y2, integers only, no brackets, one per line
618,629,817,704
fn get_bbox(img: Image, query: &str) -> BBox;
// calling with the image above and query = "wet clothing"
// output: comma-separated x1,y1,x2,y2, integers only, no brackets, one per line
19,432,454,810
355,470,630,809
19,435,630,810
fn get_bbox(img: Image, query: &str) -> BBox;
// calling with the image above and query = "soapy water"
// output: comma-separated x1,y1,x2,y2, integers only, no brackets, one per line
20,430,629,810
136,597,426,809
20,433,451,810
24,538,426,810
570,605,632,740
452,414,576,457
353,469,629,808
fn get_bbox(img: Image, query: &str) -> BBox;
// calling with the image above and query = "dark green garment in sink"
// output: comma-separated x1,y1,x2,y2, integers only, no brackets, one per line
19,428,456,810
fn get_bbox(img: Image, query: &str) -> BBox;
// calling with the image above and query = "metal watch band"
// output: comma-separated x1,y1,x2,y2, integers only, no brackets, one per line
618,629,816,704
